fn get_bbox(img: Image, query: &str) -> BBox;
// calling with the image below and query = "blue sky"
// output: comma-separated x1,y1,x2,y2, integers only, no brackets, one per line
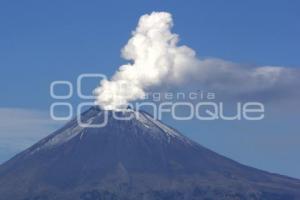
0,1,300,178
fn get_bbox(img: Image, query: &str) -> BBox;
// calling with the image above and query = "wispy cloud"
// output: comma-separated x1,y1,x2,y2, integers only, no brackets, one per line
176,58,300,103
0,108,62,163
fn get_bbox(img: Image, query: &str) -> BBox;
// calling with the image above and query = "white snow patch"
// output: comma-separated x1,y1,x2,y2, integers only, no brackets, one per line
134,111,153,129
36,116,95,152
43,124,84,147
143,113,181,138
140,112,196,146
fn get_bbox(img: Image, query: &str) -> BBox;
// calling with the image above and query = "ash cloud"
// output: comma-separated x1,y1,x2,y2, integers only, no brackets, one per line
94,11,300,110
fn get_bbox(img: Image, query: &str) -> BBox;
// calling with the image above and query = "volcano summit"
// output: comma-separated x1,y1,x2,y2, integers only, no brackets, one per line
0,107,299,200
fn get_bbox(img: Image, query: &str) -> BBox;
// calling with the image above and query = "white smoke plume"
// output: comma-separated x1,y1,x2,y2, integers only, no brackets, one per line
94,12,196,110
94,11,300,110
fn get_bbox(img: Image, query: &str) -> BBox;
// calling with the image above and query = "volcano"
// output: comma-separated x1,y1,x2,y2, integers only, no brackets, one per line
0,107,299,200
